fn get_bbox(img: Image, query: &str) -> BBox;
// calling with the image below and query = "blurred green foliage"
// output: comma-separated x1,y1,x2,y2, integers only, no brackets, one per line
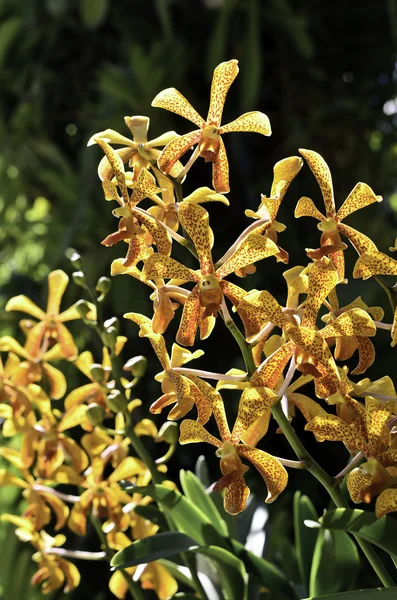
1,0,397,597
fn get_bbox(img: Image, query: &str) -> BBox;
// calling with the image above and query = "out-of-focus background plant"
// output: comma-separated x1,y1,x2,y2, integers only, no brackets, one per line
2,0,397,598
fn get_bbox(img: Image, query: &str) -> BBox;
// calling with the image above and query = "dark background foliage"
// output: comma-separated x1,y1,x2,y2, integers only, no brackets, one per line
1,0,397,598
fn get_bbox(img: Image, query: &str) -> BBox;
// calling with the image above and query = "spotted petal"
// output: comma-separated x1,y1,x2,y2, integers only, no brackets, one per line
212,137,230,193
346,467,373,503
221,280,263,340
336,182,382,223
237,446,288,503
158,130,202,175
365,396,393,456
287,326,339,381
223,477,250,515
184,187,229,206
94,138,129,203
337,223,378,256
301,258,338,328
294,196,325,221
179,419,221,447
152,88,205,128
87,128,135,148
178,202,214,275
376,488,397,517
231,387,276,444
220,111,271,136
305,414,365,451
320,308,376,339
129,168,162,206
176,285,201,347
264,156,303,221
123,313,170,370
207,59,239,126
237,290,289,331
353,250,397,279
131,208,172,256
299,149,335,217
216,234,279,280
251,341,295,389
143,255,199,283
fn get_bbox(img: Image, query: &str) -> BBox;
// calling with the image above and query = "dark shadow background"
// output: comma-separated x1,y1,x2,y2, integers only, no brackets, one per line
1,0,397,598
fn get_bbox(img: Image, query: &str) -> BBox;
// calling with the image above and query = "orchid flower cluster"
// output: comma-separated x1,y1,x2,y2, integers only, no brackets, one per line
2,59,397,598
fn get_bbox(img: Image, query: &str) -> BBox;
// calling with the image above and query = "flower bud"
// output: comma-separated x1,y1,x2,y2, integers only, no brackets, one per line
90,363,106,383
155,421,179,445
75,299,93,319
123,355,147,378
96,277,112,302
106,389,128,413
65,247,82,269
86,403,105,426
72,271,87,289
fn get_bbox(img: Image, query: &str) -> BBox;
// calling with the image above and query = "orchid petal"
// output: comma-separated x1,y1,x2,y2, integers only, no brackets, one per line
251,341,295,389
220,111,271,136
25,321,48,358
143,254,199,283
216,234,279,280
336,182,382,223
241,412,271,447
132,207,172,256
130,168,162,206
124,116,149,143
158,130,202,175
337,222,378,256
5,295,46,321
305,414,365,451
145,130,180,149
376,488,397,518
94,138,129,203
178,203,214,275
179,419,222,447
365,396,393,456
221,280,263,340
55,323,78,360
346,467,373,503
353,250,397,279
184,186,229,205
238,290,289,331
212,137,229,193
301,258,338,328
0,336,28,358
42,363,67,400
299,149,335,216
207,59,239,125
237,445,288,503
108,457,145,482
152,88,205,128
295,196,325,221
320,308,376,339
123,313,170,370
176,285,201,347
223,477,250,515
87,128,135,147
231,387,276,444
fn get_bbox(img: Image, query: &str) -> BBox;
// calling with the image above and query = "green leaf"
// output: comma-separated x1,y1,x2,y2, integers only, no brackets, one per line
232,540,300,600
134,505,168,530
154,484,229,549
197,545,247,600
294,491,319,588
309,529,360,596
314,508,397,560
110,532,199,569
303,588,397,600
180,470,228,537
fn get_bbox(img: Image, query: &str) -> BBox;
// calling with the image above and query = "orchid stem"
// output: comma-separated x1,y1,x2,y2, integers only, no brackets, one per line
373,275,397,314
222,311,256,376
271,402,395,588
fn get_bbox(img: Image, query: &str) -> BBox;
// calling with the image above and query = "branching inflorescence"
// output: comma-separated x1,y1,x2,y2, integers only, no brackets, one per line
2,59,397,597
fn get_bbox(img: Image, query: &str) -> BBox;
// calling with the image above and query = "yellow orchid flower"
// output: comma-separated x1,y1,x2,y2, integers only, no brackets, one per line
179,391,288,514
88,115,182,183
321,296,384,374
5,270,96,361
0,468,69,531
123,313,213,423
68,456,147,536
295,149,382,280
152,60,271,193
244,156,304,266
1,516,80,594
143,202,279,345
0,336,67,399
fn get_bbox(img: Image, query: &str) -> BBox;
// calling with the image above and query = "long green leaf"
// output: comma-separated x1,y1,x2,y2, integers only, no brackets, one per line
197,545,247,600
154,484,229,548
110,532,199,569
311,508,397,560
303,588,397,600
309,529,360,596
232,540,299,600
180,470,228,537
294,491,319,588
